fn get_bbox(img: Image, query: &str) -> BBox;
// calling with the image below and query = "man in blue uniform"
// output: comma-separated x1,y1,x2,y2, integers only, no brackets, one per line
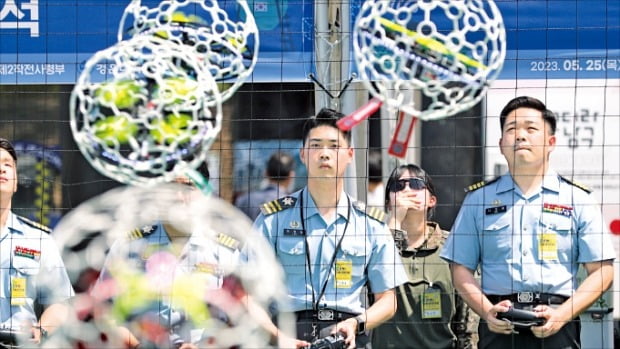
91,162,256,348
0,138,74,342
441,96,615,348
253,108,408,349
93,222,243,348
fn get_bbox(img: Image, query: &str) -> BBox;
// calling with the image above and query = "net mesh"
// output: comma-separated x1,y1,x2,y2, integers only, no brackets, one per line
0,0,618,347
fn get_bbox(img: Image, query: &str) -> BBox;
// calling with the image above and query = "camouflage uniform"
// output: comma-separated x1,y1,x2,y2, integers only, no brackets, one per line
371,222,478,349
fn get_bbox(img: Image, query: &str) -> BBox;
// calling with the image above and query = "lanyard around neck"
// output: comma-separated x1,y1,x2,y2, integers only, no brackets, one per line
299,189,351,311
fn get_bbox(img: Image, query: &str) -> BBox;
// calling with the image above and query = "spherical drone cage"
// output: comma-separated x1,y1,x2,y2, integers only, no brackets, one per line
70,35,223,187
118,0,259,102
353,0,506,120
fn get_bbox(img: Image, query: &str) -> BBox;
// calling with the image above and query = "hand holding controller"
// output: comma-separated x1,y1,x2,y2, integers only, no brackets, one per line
497,307,546,328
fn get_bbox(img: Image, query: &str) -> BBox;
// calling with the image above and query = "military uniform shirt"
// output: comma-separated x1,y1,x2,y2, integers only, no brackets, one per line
254,188,407,314
93,223,241,343
96,223,240,293
440,171,616,296
0,212,74,329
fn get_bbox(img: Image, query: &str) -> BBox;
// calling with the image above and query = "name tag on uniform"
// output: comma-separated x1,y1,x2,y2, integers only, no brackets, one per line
485,205,507,215
334,259,352,289
11,277,27,306
421,287,442,319
194,262,221,276
283,229,305,236
538,232,558,261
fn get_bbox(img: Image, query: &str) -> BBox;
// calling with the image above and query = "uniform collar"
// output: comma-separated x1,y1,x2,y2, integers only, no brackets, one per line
0,212,15,240
402,221,445,252
1,212,32,243
496,170,560,195
423,222,445,249
301,187,350,221
541,169,561,193
496,173,516,194
155,222,208,248
187,230,213,248
146,223,172,244
4,212,24,235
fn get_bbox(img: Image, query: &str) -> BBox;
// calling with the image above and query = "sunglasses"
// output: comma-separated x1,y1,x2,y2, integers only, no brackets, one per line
388,178,426,192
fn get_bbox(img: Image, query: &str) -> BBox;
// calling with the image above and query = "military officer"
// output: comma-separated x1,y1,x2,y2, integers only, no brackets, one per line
0,138,74,342
441,96,615,348
90,162,259,348
253,108,408,349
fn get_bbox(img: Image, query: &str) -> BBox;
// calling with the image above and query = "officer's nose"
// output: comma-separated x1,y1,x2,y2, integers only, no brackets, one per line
515,135,526,143
317,146,331,160
515,129,527,142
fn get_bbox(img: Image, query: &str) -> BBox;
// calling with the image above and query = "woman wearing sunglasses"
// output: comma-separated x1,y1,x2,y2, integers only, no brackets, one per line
371,164,475,349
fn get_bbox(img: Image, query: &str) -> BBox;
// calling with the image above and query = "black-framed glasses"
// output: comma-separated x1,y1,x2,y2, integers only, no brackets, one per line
388,178,426,192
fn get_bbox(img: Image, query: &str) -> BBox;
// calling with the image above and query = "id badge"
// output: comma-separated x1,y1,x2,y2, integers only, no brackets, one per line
334,259,352,289
538,231,558,261
421,287,442,319
11,277,27,306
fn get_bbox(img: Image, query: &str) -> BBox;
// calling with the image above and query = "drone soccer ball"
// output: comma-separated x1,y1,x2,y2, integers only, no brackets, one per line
118,0,259,102
70,35,222,186
354,0,506,120
42,184,294,349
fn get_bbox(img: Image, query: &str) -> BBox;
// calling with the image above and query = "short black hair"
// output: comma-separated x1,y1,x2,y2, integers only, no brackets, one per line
385,164,437,220
500,96,557,135
0,138,17,163
301,108,351,146
368,149,382,184
266,151,294,180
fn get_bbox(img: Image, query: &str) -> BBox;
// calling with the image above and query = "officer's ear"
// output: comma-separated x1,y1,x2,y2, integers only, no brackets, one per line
546,134,556,152
299,145,307,167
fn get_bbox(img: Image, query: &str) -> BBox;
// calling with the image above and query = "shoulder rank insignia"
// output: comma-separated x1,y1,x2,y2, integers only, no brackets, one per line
260,196,297,216
353,201,387,223
216,232,240,250
559,176,592,193
127,225,156,240
465,176,500,193
16,216,51,234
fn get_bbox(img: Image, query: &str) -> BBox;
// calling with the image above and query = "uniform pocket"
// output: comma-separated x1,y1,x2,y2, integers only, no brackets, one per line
13,257,40,276
539,214,574,259
10,257,40,302
482,216,514,260
340,239,368,277
277,237,307,275
540,214,572,234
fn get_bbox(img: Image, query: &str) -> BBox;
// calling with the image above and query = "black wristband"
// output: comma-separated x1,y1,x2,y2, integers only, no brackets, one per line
354,315,366,334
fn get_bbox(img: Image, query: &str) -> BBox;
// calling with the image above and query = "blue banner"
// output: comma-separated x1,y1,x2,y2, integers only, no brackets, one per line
0,0,313,84
1,0,619,84
349,0,620,80
498,0,620,79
